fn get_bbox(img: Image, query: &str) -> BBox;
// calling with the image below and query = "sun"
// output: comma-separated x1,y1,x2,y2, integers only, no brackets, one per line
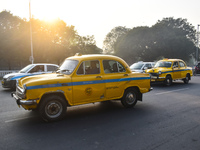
31,0,62,22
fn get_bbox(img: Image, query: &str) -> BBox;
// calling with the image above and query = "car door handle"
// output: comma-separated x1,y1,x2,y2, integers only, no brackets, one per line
96,76,102,79
124,74,128,76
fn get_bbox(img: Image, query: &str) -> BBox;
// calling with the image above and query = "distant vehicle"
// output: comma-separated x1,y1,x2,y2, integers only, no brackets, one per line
146,58,193,86
1,63,59,89
193,62,200,75
130,62,155,73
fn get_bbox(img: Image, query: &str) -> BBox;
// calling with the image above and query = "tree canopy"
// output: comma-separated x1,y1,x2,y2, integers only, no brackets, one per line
0,11,198,70
104,17,197,65
0,10,102,69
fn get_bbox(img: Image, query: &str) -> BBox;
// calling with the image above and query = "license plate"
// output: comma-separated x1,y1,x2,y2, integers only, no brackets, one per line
1,80,4,85
151,79,155,82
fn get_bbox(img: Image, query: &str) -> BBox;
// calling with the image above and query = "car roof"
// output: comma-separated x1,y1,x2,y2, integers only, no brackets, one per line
132,62,155,64
160,58,183,62
31,63,58,66
67,54,125,62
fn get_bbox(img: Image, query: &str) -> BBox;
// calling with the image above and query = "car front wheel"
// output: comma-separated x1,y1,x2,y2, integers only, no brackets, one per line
121,88,138,108
164,75,172,86
39,95,67,122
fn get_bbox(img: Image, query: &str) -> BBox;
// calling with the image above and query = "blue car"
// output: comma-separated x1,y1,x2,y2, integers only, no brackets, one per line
1,63,58,89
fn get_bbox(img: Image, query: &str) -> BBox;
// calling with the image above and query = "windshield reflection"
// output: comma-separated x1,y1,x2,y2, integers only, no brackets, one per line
19,64,34,73
130,63,143,70
57,59,79,74
154,61,172,68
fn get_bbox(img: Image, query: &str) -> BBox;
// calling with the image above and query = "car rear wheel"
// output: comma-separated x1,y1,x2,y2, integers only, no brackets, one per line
183,74,190,84
39,95,67,122
121,88,138,108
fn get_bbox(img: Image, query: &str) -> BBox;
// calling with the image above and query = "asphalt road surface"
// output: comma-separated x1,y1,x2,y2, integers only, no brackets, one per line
0,76,200,150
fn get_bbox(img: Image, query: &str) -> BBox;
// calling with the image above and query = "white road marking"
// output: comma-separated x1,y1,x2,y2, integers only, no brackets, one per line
155,88,189,95
5,116,33,123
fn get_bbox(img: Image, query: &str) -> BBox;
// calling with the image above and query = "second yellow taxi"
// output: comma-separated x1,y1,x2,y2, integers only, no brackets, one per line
146,58,193,86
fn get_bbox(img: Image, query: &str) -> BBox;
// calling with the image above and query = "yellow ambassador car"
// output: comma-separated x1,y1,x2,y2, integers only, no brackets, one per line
146,58,193,86
12,54,152,122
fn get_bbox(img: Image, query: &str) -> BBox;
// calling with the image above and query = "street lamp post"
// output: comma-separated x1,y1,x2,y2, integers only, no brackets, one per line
29,0,34,64
196,24,200,63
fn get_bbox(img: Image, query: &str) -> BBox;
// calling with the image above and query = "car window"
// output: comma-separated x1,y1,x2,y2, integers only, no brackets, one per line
179,61,185,67
151,63,155,67
130,63,144,70
29,65,44,73
77,60,100,75
47,65,58,72
19,64,34,73
154,61,172,68
173,61,179,68
103,60,126,73
144,64,152,69
57,59,79,74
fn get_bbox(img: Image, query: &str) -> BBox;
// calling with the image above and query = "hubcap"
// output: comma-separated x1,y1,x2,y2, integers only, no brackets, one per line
126,92,136,105
45,101,62,118
167,79,170,83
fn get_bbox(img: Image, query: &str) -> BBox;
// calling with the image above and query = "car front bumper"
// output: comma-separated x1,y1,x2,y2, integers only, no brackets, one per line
150,74,166,82
11,92,38,106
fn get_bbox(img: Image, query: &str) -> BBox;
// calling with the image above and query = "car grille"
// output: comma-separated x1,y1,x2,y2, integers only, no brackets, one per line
149,73,159,76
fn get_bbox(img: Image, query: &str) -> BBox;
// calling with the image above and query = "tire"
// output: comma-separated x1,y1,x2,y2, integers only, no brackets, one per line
183,74,190,84
121,88,138,108
193,70,196,76
39,95,67,122
164,75,172,86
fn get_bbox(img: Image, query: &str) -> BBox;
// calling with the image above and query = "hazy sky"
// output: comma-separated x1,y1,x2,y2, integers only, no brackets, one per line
0,0,200,48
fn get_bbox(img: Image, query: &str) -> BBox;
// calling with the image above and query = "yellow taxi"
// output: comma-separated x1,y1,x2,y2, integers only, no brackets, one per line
12,54,152,122
146,58,193,86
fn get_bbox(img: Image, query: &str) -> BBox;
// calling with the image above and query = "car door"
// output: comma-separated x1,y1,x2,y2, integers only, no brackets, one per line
102,59,127,99
179,61,187,78
72,60,106,105
172,61,181,79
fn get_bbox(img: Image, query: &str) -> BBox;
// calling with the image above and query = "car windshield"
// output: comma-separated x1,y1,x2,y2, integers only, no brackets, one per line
154,61,172,68
19,64,34,73
57,59,79,75
130,63,144,70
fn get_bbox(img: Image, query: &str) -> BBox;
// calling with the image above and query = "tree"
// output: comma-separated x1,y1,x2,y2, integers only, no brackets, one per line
114,17,196,64
115,26,152,64
0,10,102,69
103,26,130,54
0,10,29,69
151,17,196,61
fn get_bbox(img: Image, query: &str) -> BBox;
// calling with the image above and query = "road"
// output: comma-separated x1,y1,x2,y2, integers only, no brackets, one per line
0,76,200,150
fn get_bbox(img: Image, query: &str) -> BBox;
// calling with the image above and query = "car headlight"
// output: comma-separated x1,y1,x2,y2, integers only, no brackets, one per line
158,71,162,75
16,84,27,99
7,75,15,81
22,84,27,94
16,79,19,86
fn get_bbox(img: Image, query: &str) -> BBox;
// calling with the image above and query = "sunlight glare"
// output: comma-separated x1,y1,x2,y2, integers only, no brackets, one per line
31,0,61,22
